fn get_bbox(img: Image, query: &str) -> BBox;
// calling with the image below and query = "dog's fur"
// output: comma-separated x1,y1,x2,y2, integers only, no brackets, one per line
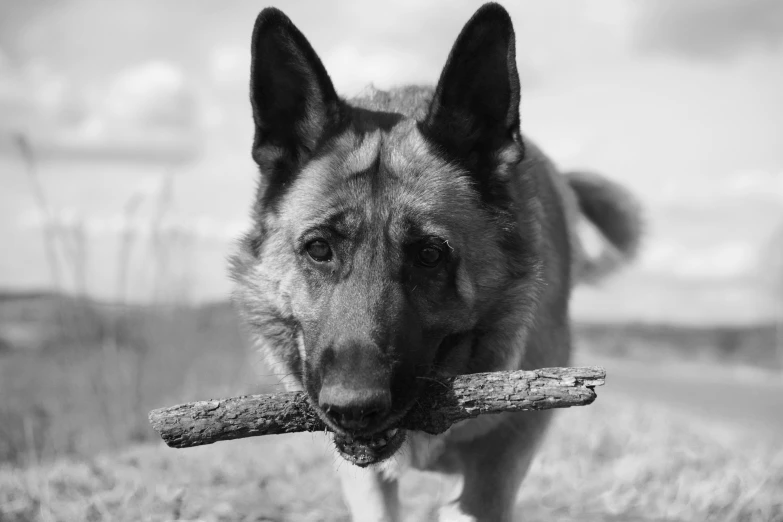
230,4,642,521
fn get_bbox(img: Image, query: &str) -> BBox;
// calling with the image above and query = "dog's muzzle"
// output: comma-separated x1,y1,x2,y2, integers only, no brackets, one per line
333,428,406,467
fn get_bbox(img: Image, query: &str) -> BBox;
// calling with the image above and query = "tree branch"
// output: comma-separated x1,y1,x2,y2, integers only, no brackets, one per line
148,366,605,449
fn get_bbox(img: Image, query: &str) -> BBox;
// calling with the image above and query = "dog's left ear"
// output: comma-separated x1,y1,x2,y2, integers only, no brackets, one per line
422,3,522,167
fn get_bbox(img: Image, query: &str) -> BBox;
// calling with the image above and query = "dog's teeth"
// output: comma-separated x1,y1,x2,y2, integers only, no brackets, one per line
386,429,398,437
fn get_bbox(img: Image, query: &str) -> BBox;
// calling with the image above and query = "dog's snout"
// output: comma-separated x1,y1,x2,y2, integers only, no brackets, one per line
318,384,391,431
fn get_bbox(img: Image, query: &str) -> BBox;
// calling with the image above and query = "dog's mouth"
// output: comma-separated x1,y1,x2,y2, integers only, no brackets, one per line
332,428,407,467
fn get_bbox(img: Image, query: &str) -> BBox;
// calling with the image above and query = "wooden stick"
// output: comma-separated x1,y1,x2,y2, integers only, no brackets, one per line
149,366,605,449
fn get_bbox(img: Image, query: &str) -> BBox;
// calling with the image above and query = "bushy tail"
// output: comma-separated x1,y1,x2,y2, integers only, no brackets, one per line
565,171,643,284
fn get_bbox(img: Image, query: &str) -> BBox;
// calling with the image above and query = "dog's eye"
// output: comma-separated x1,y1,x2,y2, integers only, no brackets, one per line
416,246,442,268
306,239,332,262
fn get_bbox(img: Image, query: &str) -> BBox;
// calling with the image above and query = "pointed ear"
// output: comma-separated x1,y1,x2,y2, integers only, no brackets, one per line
250,8,343,172
422,3,522,165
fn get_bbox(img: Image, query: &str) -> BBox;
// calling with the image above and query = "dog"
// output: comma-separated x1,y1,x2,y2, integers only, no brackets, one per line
230,3,642,521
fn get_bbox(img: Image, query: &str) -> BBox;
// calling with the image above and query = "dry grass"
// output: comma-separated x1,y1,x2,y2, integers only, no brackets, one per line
0,298,276,464
2,297,780,521
1,392,780,522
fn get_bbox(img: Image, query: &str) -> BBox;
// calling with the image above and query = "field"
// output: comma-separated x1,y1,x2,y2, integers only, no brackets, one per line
1,294,781,521
2,389,781,521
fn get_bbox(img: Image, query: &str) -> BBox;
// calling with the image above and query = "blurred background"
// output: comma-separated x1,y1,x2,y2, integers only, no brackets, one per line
0,1,781,521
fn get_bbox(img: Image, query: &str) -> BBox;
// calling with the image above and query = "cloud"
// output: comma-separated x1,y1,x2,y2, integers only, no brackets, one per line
645,169,783,209
639,239,758,279
323,44,435,95
209,46,248,87
634,0,783,60
104,61,196,130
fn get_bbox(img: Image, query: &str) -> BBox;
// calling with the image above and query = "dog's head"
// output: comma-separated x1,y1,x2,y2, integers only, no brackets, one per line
231,3,542,466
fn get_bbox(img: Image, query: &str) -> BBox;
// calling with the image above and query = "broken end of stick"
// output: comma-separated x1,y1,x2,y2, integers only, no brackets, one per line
566,365,605,406
549,365,606,388
148,404,224,449
558,365,606,403
148,409,187,449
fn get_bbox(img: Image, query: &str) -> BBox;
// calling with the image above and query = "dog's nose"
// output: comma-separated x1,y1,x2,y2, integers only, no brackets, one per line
318,384,391,431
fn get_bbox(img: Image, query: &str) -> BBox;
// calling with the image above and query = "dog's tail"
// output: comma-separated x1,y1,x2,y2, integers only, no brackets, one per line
565,170,643,284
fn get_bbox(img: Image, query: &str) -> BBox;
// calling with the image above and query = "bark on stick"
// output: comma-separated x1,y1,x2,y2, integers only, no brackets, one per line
149,366,605,449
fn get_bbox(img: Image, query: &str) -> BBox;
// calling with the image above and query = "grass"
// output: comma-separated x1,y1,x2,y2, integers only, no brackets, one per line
1,391,780,522
0,295,279,465
1,295,781,520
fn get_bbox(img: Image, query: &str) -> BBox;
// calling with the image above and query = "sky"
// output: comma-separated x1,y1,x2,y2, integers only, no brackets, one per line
0,0,781,323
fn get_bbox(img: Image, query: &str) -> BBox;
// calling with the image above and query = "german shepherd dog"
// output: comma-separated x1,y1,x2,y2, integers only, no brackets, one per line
231,3,642,520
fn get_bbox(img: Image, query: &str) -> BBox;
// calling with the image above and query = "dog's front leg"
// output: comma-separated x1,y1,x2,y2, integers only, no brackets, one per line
337,463,400,522
438,412,552,522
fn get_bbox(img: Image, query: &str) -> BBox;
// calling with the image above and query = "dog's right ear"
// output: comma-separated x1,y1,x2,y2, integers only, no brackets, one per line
249,8,343,174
